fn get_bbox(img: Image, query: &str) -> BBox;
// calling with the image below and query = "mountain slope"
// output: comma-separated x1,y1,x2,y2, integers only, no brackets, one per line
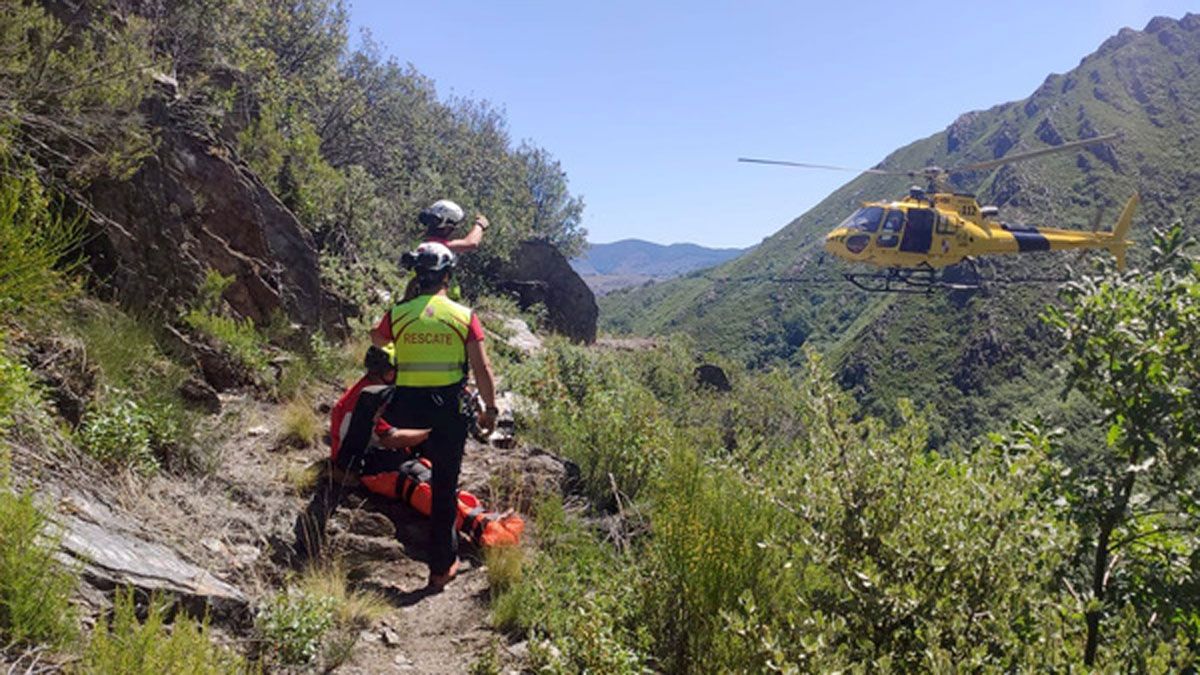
572,239,746,277
601,14,1200,445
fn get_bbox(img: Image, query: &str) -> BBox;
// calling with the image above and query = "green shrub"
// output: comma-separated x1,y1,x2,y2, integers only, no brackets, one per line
0,334,42,436
184,309,270,373
491,496,650,673
80,589,245,674
196,270,235,313
497,341,1102,670
0,456,78,649
0,168,84,317
510,340,674,502
73,304,195,454
77,393,176,473
255,588,335,665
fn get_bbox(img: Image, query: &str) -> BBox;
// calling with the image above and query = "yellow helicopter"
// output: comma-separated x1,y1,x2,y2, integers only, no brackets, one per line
740,134,1138,292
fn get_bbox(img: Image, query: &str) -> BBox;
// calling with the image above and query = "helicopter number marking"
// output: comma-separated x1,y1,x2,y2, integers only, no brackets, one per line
959,205,977,217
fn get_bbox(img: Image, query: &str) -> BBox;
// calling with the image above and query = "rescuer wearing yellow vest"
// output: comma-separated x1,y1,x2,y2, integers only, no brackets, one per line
369,241,498,590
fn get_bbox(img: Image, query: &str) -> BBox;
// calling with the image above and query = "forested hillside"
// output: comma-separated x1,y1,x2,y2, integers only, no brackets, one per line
601,14,1200,445
4,0,586,324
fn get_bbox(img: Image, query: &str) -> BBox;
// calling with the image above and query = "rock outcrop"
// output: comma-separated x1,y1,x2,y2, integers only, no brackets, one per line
54,489,248,620
85,90,348,335
495,240,598,344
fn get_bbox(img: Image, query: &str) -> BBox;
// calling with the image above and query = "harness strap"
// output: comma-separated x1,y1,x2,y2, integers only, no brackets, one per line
461,506,503,539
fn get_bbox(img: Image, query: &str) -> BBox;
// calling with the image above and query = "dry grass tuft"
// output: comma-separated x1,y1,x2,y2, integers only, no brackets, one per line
484,544,526,593
281,399,322,448
284,460,323,494
298,559,388,628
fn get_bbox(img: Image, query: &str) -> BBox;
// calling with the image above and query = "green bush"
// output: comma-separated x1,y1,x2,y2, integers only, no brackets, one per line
510,339,675,503
0,333,42,436
72,304,195,455
0,456,78,649
77,393,176,473
184,309,270,373
496,340,1110,670
80,589,245,674
491,496,650,673
0,165,85,318
255,588,335,665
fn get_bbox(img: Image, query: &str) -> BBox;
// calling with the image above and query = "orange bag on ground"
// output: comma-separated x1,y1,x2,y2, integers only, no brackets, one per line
360,457,524,547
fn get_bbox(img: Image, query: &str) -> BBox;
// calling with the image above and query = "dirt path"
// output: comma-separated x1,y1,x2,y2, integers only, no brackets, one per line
101,386,562,672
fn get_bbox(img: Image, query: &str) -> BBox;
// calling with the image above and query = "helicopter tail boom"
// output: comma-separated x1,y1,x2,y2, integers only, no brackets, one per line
1106,193,1140,270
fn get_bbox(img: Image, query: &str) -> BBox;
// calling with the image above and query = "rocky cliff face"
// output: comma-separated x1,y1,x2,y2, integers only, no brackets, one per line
84,87,349,335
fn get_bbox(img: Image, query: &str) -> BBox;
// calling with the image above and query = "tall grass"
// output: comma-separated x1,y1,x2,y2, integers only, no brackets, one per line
0,168,85,318
490,496,649,674
295,560,387,629
255,561,386,668
184,309,270,373
280,399,321,448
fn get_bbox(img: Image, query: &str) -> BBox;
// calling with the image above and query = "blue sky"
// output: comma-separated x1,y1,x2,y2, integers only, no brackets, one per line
347,1,1195,248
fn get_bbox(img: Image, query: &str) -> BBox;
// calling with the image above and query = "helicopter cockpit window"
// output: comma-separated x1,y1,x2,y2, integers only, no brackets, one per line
875,209,904,247
935,212,956,235
840,206,884,233
881,209,904,232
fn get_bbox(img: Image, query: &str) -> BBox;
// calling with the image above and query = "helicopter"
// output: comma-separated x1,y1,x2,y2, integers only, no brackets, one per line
739,134,1139,292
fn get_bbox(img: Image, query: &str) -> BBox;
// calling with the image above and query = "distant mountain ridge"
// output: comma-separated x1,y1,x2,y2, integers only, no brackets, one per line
571,239,747,293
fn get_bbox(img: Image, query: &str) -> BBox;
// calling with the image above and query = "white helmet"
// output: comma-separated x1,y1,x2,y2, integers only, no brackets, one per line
401,241,457,273
419,199,465,229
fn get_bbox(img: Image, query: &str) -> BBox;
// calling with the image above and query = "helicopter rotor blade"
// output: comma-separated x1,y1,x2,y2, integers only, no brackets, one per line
947,133,1121,174
737,157,905,175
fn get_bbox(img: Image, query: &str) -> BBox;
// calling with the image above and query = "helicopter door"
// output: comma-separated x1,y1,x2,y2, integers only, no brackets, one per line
876,209,904,247
899,208,934,253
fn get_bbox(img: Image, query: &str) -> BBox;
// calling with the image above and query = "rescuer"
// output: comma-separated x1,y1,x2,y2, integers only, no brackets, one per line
401,199,489,302
369,241,498,590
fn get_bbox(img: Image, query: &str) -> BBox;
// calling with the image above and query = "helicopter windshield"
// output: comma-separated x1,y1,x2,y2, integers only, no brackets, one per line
840,206,884,233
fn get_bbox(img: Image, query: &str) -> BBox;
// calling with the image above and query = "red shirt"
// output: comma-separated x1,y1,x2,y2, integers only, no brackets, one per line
373,304,485,344
329,376,392,462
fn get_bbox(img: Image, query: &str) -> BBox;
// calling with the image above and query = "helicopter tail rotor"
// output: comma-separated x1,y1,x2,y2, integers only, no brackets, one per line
1105,193,1140,270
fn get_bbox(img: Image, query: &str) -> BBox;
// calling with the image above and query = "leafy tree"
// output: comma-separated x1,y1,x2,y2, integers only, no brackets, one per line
516,142,586,257
1044,224,1200,666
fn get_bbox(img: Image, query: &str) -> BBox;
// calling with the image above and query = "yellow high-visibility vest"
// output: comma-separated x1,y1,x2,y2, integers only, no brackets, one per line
389,294,472,387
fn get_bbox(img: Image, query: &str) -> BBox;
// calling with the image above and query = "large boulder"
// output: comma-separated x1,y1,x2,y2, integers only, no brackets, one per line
494,240,597,344
85,92,348,336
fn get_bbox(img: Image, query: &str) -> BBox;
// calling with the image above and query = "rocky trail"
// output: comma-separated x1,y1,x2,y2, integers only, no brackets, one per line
10,368,574,673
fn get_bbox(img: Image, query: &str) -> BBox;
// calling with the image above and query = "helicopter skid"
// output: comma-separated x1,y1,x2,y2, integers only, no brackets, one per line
842,262,982,294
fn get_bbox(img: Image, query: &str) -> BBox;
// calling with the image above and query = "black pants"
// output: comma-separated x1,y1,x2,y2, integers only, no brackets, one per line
382,383,469,576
